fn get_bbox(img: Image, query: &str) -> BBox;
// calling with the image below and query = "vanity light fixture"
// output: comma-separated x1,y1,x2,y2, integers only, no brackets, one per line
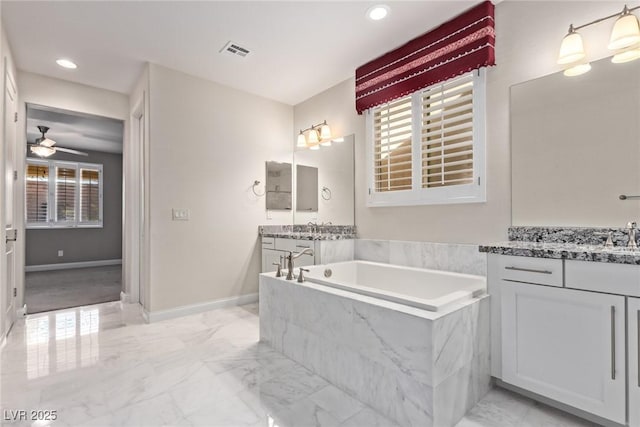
297,120,332,150
559,4,640,76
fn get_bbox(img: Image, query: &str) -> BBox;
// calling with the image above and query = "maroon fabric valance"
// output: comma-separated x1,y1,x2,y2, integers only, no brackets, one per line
355,1,495,114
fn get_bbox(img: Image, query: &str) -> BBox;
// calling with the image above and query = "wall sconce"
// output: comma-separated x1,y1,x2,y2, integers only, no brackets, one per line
297,120,332,149
558,4,640,76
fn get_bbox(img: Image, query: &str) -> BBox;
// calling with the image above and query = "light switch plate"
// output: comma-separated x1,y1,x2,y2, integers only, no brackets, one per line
172,208,190,221
58,250,63,257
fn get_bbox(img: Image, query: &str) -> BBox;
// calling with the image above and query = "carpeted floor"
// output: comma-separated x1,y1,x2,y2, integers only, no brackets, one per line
25,265,122,313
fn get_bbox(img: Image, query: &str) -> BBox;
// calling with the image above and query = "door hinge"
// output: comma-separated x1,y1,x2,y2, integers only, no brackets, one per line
13,170,17,181
13,112,17,123
368,188,372,195
13,288,17,297
478,176,481,186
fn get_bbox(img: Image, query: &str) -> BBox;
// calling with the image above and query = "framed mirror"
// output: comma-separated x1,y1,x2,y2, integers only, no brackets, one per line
511,56,640,227
265,161,292,210
293,134,355,225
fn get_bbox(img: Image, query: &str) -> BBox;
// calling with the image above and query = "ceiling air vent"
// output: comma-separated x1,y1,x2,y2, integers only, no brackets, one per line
220,41,250,58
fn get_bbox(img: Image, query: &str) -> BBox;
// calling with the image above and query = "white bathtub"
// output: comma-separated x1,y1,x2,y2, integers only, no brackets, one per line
303,260,486,312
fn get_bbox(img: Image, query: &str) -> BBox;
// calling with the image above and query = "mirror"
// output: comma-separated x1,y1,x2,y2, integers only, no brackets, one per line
296,165,318,212
265,161,292,210
511,57,640,227
293,134,355,225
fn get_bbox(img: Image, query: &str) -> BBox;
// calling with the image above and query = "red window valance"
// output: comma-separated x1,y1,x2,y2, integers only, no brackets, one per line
355,1,495,114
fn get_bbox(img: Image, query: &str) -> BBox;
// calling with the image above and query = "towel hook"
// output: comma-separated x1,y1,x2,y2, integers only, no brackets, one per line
321,186,332,201
252,180,265,197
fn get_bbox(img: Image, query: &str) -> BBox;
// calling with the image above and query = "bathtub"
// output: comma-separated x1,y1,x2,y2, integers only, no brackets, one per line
259,261,491,426
302,260,486,312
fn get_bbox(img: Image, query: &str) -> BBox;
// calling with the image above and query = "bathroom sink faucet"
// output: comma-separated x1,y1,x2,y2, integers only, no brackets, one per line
286,248,314,280
627,222,638,249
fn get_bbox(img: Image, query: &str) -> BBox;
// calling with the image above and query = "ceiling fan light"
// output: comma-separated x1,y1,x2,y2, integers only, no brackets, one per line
608,12,640,50
558,29,587,65
30,145,55,157
39,137,56,147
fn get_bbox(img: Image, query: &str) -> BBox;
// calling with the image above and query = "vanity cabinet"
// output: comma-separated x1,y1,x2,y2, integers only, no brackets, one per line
630,297,640,427
489,253,640,426
260,236,354,273
502,282,626,424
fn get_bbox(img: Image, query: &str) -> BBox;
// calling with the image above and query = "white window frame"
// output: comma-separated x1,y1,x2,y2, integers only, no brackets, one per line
366,69,486,207
26,159,104,229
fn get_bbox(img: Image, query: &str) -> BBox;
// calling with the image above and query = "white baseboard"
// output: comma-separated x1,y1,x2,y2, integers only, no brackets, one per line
143,293,258,323
26,259,122,272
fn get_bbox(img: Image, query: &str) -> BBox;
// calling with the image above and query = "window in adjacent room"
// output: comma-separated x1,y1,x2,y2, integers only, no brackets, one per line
26,159,103,228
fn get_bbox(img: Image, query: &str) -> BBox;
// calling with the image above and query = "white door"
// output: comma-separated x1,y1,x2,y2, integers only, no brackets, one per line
502,282,626,424
2,63,17,334
630,297,640,427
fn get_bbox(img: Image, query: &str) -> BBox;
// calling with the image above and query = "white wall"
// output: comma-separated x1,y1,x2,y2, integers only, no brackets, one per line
147,64,293,312
15,71,129,309
293,1,628,244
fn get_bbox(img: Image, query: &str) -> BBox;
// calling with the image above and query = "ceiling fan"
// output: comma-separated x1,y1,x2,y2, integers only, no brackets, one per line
29,125,88,157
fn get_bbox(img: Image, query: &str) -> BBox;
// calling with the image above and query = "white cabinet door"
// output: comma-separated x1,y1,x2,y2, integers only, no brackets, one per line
502,282,626,424
630,297,640,427
262,249,284,273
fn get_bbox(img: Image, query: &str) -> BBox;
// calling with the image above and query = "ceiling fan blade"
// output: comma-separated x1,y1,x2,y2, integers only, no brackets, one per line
54,147,89,156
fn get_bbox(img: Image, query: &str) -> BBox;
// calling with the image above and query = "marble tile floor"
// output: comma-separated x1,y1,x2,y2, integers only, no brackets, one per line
0,301,597,427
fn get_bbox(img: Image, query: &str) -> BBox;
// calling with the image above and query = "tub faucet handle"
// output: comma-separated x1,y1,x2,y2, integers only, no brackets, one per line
273,262,283,278
297,268,310,283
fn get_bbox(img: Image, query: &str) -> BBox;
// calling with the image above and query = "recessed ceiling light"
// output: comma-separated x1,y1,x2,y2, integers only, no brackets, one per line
56,59,77,69
367,5,390,21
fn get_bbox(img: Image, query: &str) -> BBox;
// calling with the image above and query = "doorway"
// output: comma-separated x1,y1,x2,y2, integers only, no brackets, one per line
23,104,124,314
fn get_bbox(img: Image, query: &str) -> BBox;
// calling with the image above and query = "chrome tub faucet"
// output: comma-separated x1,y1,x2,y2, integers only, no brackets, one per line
286,248,314,280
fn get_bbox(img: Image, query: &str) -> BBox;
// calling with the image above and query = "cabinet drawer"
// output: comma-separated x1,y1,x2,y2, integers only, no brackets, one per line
261,236,275,248
565,260,640,297
498,255,563,287
275,238,314,252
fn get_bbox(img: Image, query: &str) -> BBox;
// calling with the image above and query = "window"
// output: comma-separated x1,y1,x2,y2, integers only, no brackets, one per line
26,159,103,228
366,70,486,206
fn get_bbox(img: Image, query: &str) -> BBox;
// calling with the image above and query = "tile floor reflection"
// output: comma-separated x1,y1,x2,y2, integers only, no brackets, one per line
1,301,596,426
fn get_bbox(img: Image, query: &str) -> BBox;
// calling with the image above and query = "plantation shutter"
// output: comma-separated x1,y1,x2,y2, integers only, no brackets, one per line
26,163,49,224
56,165,77,222
421,72,474,188
373,95,413,192
80,168,100,222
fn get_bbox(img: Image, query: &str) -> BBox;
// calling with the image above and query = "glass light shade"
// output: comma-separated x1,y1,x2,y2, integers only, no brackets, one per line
332,137,344,143
319,123,332,140
39,137,56,147
558,31,587,64
297,132,307,147
307,128,320,144
30,145,55,157
612,47,640,63
309,143,320,150
608,13,640,50
563,62,591,77
320,140,332,147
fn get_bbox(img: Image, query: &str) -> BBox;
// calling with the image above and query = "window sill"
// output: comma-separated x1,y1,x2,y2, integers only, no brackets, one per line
26,224,104,230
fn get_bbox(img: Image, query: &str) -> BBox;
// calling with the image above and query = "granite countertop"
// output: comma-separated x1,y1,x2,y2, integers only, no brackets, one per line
260,231,356,240
479,241,640,265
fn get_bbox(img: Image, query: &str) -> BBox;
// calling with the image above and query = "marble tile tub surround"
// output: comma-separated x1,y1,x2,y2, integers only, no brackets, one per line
355,239,487,276
259,224,357,240
260,274,491,427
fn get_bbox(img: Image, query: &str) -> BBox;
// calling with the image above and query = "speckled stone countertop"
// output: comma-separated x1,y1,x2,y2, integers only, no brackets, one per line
479,241,640,265
259,224,356,240
480,226,640,265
